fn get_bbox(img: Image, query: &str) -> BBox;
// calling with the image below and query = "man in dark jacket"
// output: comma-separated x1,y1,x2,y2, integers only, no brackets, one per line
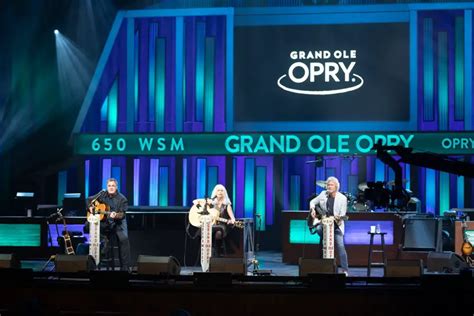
87,178,131,271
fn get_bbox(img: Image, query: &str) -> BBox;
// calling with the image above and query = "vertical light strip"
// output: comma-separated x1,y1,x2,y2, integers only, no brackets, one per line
100,96,108,121
195,22,205,122
126,18,135,132
226,13,234,131
244,158,255,219
405,164,411,191
465,10,473,130
134,30,139,120
255,167,266,231
84,160,90,198
102,159,112,189
425,168,436,214
156,38,166,132
108,79,118,133
148,23,157,122
439,172,450,215
423,18,434,121
196,158,206,198
290,175,300,210
204,37,215,132
438,31,448,131
232,158,236,208
111,166,121,187
133,158,140,206
207,166,218,196
457,175,465,208
375,159,385,182
57,171,67,206
410,10,418,127
175,16,184,132
149,158,159,206
182,158,188,206
159,167,168,206
455,16,465,121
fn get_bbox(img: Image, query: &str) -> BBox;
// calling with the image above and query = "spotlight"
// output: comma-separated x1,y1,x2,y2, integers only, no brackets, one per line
54,29,59,35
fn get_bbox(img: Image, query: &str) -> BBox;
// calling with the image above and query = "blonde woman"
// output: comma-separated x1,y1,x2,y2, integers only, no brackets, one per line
193,184,236,256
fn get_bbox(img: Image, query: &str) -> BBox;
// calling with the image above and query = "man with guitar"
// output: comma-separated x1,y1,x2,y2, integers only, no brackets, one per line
309,176,349,276
87,178,131,271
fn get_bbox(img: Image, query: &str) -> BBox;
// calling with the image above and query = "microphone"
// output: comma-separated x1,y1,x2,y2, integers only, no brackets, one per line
211,195,217,200
305,159,322,164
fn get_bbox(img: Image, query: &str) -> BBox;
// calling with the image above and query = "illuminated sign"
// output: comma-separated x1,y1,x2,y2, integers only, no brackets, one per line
74,132,474,155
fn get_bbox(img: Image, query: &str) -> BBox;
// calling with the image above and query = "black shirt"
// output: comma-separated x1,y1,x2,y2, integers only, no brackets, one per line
326,196,335,216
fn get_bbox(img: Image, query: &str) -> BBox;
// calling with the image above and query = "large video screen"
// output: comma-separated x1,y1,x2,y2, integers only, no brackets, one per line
234,23,409,122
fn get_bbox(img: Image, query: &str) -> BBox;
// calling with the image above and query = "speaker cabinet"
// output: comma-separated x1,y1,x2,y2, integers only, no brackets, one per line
385,260,423,277
427,251,469,273
137,255,181,275
402,217,442,251
209,257,246,274
0,254,20,269
55,254,95,273
298,258,337,276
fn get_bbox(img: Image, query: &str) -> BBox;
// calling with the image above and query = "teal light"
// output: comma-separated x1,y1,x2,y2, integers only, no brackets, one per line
438,31,448,130
126,17,135,132
289,220,320,244
465,230,474,243
85,160,90,198
375,158,385,182
156,38,166,132
195,22,205,122
108,79,118,133
0,224,41,247
426,168,436,214
159,166,169,206
423,18,434,121
455,16,464,120
255,167,266,231
439,172,450,215
197,158,206,198
204,37,215,131
405,164,411,191
182,158,188,206
100,95,108,121
207,166,218,196
457,175,464,209
244,158,255,218
57,171,67,205
149,159,159,206
290,175,300,210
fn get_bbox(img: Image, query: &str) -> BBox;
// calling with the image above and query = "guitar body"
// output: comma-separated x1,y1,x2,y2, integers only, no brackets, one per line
462,241,473,257
87,201,111,221
189,204,219,227
188,204,244,229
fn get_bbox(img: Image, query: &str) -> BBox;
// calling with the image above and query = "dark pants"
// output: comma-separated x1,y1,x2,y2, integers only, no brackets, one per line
102,221,131,271
314,224,349,271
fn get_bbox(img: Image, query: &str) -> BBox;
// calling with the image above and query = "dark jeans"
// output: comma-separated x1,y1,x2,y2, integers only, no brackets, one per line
314,224,349,271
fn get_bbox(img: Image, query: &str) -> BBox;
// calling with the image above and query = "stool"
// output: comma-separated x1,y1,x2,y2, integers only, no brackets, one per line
101,233,122,270
367,232,387,277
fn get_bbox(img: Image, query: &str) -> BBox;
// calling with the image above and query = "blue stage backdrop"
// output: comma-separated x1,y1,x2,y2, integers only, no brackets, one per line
61,4,474,231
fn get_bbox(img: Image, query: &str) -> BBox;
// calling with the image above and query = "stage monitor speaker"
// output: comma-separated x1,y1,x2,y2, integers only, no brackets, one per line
298,258,337,276
0,254,20,269
385,260,423,277
402,217,442,251
209,257,246,275
55,254,95,273
427,251,469,273
137,255,181,275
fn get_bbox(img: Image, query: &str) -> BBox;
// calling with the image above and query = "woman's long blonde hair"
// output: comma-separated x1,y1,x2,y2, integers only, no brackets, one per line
211,184,232,205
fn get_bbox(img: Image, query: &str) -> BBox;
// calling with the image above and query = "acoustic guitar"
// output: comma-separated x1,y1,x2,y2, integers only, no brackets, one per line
60,213,75,255
87,200,114,221
461,220,473,265
188,204,244,229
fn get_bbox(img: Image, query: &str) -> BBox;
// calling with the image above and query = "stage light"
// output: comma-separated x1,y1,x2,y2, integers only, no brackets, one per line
54,29,59,35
